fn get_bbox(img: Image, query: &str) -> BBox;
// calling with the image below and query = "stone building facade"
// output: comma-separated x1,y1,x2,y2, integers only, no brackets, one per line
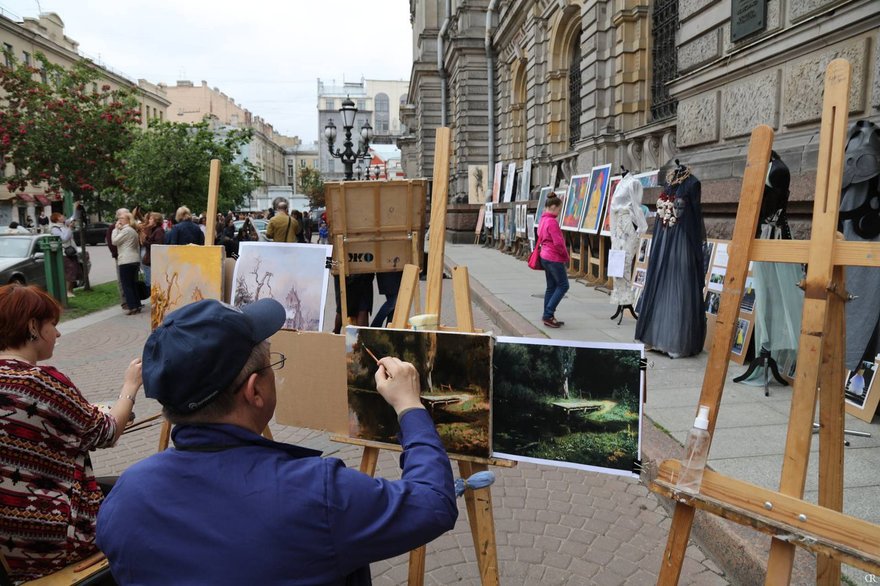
402,0,879,238
0,11,170,225
161,80,290,203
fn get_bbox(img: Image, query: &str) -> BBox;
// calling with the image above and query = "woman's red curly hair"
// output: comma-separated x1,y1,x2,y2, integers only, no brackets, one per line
0,284,61,350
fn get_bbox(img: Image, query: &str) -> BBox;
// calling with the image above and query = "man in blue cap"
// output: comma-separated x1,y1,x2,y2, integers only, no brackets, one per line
96,298,457,584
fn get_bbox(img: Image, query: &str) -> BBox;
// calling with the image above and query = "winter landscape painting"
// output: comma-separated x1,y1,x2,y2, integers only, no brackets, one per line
150,245,224,330
232,242,332,331
492,337,643,477
346,326,492,458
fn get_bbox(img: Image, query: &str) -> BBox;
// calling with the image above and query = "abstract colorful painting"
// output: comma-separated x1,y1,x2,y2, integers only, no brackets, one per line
600,175,623,237
560,174,591,232
580,164,612,234
232,242,332,331
493,337,643,477
150,245,224,330
346,327,492,458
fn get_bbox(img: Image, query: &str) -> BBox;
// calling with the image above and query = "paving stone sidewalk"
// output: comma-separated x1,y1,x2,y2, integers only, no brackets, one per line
55,279,728,585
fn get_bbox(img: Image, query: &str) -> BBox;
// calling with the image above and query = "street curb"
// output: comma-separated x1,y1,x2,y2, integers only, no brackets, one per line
443,254,815,586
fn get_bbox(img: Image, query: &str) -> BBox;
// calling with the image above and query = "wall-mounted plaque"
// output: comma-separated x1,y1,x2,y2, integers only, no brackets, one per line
731,0,766,42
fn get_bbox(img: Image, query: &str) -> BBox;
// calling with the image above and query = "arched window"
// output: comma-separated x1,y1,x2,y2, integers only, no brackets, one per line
511,59,528,160
375,93,390,134
399,93,408,104
568,39,582,148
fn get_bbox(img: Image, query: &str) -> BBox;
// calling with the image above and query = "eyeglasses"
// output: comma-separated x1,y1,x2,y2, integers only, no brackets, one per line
254,352,286,374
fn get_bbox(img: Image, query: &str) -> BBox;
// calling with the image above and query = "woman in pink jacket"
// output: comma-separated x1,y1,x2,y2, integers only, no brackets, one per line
537,195,570,328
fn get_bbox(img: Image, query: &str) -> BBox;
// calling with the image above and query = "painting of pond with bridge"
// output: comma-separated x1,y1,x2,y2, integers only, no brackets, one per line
492,337,644,477
346,326,492,458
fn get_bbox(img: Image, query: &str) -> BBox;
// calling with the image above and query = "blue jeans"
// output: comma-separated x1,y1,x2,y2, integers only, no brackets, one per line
542,260,569,320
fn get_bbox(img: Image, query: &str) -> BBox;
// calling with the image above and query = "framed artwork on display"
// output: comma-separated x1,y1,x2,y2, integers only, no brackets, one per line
468,164,489,204
844,356,880,422
491,161,504,203
519,159,532,201
484,202,494,228
580,164,612,234
535,186,552,227
560,174,591,232
731,318,751,356
740,277,756,313
637,237,651,265
475,205,487,234
599,175,623,237
703,241,716,277
704,290,721,316
633,170,659,189
633,267,647,287
549,162,559,190
503,162,517,203
708,267,726,292
526,214,536,249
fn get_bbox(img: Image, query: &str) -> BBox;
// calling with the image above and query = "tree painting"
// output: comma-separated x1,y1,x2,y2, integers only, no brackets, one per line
468,164,489,204
346,327,492,458
492,338,643,476
149,245,224,330
231,242,332,332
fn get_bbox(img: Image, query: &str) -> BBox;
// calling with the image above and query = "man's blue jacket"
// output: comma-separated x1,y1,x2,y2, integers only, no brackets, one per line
164,219,204,245
96,409,457,585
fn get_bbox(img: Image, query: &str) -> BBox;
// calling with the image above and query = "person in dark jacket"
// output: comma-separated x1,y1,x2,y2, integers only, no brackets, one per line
96,299,457,585
163,206,204,245
140,212,165,290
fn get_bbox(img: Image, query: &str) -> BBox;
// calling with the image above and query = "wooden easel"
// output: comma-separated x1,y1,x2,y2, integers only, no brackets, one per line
333,128,514,586
650,59,880,584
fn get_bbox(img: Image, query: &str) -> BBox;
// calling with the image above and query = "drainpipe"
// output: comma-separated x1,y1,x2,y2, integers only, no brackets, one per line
438,0,451,127
485,0,499,186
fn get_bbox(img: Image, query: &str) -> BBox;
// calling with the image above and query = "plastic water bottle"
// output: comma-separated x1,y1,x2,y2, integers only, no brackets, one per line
676,405,711,494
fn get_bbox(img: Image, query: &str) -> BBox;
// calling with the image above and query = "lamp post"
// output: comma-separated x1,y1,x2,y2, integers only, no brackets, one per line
324,97,373,181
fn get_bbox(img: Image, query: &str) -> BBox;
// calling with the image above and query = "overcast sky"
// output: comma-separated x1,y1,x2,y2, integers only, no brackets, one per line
0,0,414,142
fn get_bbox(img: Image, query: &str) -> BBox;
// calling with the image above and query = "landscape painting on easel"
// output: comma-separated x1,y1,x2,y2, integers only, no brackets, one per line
346,327,492,458
150,245,224,330
492,337,643,477
844,356,880,423
232,242,332,331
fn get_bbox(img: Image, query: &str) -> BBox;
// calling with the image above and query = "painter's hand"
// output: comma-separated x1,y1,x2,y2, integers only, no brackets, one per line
374,357,424,415
123,358,142,392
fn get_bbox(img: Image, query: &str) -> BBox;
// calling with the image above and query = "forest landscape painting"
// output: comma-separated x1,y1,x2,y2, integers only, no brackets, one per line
346,327,492,458
493,337,643,477
232,242,332,331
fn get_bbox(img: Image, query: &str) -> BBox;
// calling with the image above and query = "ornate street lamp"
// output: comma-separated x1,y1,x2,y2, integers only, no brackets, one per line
324,97,373,181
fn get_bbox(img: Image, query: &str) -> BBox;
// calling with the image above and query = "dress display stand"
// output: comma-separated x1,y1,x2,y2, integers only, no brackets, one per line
734,152,803,396
609,168,648,324
840,120,880,371
634,161,707,358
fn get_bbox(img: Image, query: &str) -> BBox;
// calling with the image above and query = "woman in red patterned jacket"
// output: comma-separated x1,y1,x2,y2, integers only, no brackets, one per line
0,284,142,583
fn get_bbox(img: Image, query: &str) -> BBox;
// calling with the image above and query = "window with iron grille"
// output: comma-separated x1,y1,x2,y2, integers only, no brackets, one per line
568,40,582,149
651,0,678,121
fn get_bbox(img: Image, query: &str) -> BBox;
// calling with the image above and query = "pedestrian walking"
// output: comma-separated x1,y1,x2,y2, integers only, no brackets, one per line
318,220,329,244
302,211,313,242
292,210,306,243
164,207,204,245
536,195,570,328
265,200,299,243
0,283,141,583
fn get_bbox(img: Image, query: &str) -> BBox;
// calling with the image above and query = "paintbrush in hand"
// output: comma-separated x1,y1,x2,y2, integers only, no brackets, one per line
362,344,392,379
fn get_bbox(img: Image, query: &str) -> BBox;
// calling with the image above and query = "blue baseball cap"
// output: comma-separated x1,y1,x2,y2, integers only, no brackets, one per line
143,299,286,413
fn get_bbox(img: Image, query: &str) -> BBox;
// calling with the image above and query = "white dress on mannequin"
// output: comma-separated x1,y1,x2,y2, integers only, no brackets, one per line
609,174,648,305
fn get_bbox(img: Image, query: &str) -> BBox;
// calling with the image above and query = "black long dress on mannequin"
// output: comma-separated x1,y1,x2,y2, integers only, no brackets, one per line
734,152,805,395
840,120,880,371
635,162,707,358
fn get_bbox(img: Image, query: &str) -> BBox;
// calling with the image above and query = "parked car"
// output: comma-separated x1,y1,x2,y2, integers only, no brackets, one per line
72,221,112,246
0,224,33,234
0,234,90,289
232,219,269,241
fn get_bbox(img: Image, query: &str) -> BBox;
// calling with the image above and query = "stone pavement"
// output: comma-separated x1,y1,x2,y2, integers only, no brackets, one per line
443,241,880,585
52,260,730,585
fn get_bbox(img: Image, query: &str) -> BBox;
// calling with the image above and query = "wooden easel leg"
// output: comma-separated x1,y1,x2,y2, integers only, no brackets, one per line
657,503,696,585
816,265,845,586
158,420,171,451
458,460,499,586
452,267,475,332
359,446,380,476
408,547,427,586
336,234,350,329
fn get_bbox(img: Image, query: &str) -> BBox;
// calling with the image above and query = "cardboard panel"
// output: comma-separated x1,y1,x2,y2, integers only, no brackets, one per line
272,330,348,435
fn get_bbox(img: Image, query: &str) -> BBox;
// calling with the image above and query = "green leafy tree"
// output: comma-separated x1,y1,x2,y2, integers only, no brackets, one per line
122,119,262,215
0,52,141,203
298,166,325,208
